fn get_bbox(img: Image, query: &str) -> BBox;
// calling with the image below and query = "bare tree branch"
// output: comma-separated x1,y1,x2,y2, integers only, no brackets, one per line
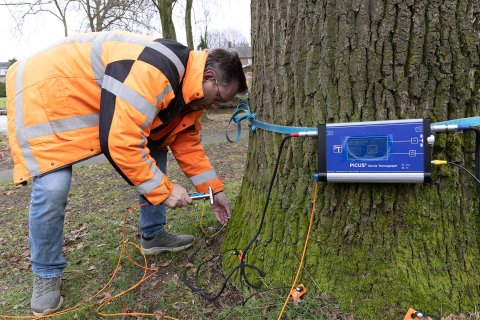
3,0,163,41
207,28,250,48
3,0,73,36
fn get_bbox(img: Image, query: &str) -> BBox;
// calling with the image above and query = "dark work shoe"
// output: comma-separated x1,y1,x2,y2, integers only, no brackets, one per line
141,231,195,255
31,275,63,316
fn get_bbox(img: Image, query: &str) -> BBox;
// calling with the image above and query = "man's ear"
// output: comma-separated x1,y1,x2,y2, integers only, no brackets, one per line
203,69,216,80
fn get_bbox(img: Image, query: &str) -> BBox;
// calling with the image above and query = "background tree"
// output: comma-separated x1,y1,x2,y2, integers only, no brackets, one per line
7,58,18,68
196,34,207,50
0,0,73,36
1,0,219,51
222,0,480,318
1,0,153,34
77,0,151,32
192,0,212,48
151,0,176,39
149,0,194,47
50,0,72,35
184,0,193,49
206,28,250,48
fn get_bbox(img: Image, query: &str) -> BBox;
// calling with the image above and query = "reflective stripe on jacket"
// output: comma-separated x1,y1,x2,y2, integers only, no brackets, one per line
6,31,223,205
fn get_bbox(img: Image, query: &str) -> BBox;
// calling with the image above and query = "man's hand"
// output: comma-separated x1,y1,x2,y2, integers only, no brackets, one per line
211,191,231,225
162,184,193,209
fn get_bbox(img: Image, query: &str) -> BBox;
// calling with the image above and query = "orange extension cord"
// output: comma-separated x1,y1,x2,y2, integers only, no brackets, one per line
0,204,179,320
277,182,319,320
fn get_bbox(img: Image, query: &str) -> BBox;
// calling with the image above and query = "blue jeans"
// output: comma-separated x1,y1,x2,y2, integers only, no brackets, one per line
29,150,167,277
138,148,167,238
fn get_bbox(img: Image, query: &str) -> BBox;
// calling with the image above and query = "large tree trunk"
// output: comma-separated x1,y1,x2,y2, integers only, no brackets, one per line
222,0,480,318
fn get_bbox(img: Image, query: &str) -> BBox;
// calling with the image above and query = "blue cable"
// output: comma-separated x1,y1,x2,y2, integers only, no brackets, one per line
432,116,480,127
226,104,480,142
431,117,480,132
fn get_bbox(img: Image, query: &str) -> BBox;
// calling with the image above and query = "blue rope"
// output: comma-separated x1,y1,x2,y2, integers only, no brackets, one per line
226,104,255,143
226,104,480,143
226,104,316,143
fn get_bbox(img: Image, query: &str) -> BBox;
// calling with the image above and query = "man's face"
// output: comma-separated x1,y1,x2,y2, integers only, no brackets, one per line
188,70,239,111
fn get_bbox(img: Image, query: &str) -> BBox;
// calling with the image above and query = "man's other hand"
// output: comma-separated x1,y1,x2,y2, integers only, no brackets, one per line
212,191,231,225
162,184,193,209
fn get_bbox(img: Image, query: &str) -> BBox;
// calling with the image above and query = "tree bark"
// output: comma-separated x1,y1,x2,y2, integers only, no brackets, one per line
185,0,193,49
156,0,177,40
222,0,480,318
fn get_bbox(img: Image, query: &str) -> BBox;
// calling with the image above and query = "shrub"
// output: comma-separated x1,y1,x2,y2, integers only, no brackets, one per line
0,81,5,97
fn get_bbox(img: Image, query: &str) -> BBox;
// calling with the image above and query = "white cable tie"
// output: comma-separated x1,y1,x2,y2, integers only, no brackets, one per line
431,124,459,132
298,131,318,137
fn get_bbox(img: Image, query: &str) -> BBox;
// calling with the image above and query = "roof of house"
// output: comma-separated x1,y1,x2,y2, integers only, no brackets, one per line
232,47,252,59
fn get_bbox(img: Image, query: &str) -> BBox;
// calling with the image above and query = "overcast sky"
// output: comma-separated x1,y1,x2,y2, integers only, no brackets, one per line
0,0,251,62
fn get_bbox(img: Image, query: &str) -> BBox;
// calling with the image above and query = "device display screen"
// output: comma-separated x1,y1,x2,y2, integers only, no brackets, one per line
346,136,388,160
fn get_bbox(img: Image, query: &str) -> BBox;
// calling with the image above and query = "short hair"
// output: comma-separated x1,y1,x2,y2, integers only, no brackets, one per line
205,48,248,94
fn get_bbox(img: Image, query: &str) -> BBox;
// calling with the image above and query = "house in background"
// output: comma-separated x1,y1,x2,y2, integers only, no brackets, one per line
231,47,253,90
0,62,9,82
232,47,252,68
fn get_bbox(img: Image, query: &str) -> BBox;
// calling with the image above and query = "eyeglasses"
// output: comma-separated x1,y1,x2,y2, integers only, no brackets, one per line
213,78,226,104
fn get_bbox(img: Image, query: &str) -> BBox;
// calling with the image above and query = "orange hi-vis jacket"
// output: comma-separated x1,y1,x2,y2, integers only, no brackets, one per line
7,31,223,205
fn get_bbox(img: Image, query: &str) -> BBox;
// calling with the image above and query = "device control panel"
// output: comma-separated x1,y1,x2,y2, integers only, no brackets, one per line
317,119,432,183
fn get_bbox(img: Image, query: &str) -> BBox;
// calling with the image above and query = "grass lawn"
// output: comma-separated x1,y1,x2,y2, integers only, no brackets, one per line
0,97,6,110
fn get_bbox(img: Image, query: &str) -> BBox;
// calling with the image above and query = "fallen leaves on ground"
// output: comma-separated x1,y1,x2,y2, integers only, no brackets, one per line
63,224,88,254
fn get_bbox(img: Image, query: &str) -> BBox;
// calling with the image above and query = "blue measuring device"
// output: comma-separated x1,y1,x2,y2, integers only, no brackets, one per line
316,119,434,183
